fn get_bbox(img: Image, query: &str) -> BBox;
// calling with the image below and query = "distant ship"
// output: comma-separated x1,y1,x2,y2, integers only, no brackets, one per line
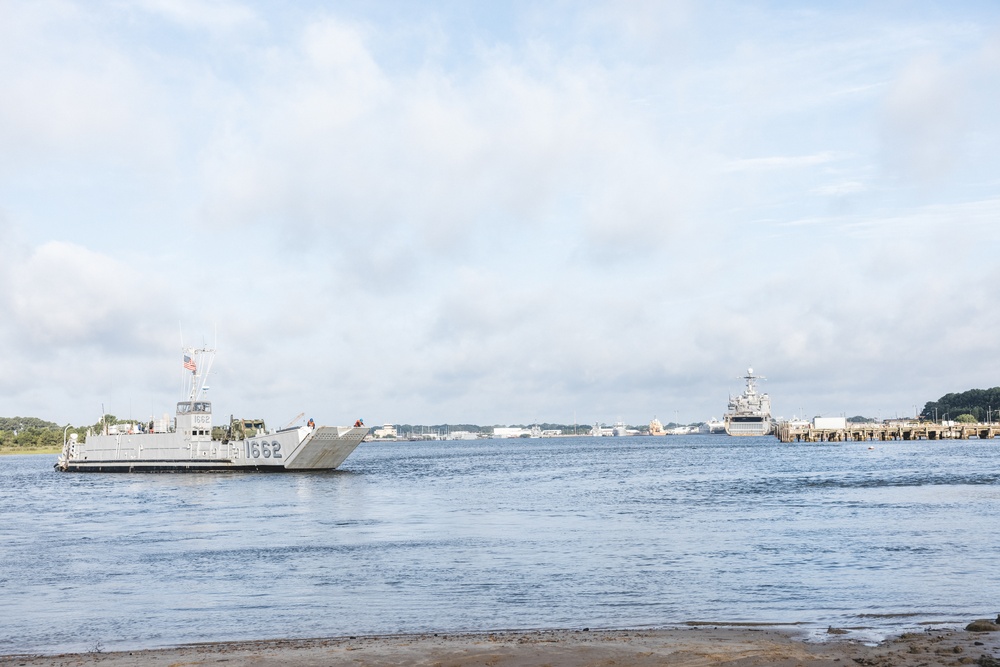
724,368,773,436
702,418,727,434
56,347,368,472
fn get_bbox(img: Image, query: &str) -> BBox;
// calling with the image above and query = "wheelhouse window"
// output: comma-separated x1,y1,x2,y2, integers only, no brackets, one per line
176,401,212,414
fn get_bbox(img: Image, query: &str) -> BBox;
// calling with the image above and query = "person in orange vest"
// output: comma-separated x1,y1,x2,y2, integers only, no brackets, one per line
354,418,364,427
307,418,315,429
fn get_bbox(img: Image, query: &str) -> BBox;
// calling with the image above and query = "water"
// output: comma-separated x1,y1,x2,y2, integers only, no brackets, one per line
2,435,1000,654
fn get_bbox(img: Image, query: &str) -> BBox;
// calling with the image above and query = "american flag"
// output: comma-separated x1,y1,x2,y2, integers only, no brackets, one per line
183,355,197,372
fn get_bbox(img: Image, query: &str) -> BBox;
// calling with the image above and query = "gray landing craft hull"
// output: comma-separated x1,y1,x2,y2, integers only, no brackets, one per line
56,425,368,473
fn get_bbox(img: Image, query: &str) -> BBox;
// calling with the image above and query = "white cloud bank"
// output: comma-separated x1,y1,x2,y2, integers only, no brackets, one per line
0,2,999,426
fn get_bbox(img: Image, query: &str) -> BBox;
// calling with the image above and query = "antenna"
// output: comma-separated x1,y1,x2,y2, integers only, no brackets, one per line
181,345,217,402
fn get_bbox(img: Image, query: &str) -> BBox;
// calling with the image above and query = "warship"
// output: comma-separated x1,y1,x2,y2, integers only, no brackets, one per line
724,367,774,436
55,347,368,472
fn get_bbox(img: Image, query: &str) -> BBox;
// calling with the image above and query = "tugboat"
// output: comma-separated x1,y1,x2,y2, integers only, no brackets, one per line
724,367,774,436
55,347,368,472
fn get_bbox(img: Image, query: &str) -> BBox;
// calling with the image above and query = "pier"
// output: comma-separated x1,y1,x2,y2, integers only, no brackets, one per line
774,421,1000,443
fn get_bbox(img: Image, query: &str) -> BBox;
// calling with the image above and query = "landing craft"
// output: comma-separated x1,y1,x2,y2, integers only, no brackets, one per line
55,347,367,472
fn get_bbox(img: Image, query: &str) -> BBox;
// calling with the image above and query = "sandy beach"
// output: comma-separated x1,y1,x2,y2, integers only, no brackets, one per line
4,623,999,667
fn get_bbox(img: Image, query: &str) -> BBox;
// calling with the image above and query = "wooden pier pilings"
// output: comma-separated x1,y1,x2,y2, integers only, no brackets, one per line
774,421,1000,443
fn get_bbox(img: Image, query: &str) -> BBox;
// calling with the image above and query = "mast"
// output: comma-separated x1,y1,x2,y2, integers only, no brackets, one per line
181,347,216,401
742,367,765,395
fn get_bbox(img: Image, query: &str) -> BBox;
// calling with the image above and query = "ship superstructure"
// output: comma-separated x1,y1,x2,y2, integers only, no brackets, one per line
724,367,773,436
56,347,368,472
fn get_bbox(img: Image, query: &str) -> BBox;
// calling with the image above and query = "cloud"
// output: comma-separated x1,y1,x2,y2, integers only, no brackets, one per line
194,12,703,270
2,242,172,350
812,181,867,196
0,1,178,175
2,2,1000,426
879,54,966,185
134,0,261,33
724,152,843,173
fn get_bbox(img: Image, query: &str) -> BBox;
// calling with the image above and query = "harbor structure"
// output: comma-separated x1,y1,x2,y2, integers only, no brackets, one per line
775,419,1000,443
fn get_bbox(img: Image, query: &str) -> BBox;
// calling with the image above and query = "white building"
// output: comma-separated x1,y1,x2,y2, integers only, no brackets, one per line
813,417,846,430
492,427,529,438
446,430,479,440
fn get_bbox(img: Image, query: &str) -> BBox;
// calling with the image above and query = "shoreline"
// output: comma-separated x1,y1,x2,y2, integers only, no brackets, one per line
3,624,999,667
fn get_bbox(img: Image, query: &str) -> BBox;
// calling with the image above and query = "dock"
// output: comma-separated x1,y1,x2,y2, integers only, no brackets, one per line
775,421,1000,443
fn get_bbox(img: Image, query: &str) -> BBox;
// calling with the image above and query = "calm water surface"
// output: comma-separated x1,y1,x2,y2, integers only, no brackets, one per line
2,435,1000,654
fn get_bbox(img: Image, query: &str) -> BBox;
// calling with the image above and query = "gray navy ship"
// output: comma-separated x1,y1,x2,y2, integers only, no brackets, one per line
55,347,368,472
724,367,774,436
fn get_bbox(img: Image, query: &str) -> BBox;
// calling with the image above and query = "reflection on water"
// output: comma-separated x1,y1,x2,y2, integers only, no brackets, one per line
2,435,999,654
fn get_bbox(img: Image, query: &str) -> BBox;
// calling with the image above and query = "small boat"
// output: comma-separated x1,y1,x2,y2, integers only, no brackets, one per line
55,347,368,472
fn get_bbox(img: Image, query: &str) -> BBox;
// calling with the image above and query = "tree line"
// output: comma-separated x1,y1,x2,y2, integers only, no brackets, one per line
0,415,129,450
921,387,1000,423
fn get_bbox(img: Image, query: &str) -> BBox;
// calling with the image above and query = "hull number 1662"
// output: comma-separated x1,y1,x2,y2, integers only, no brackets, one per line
244,440,283,459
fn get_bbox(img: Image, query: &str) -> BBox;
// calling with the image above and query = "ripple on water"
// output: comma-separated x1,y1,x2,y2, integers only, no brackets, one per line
2,437,999,653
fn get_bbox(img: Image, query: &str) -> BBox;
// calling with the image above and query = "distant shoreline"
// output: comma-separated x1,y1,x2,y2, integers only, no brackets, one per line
3,625,998,667
0,447,59,456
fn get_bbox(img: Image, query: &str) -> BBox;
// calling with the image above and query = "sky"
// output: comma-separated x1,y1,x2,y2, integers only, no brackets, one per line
1,1,999,428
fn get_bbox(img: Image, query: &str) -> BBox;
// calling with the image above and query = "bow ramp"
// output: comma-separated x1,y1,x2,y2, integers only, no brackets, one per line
285,425,370,470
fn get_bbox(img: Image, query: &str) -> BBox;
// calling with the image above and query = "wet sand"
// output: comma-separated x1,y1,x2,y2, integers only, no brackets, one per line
4,624,1000,667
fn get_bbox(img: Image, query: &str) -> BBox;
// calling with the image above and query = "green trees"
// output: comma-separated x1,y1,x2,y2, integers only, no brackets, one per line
0,419,69,451
0,416,93,451
0,417,59,431
921,387,1000,422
